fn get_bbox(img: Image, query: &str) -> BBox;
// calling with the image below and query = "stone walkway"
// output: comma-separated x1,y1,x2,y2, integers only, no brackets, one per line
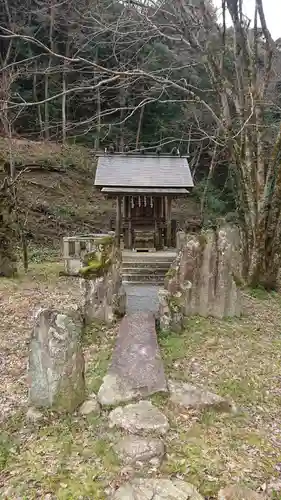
98,312,167,406
124,284,160,314
93,303,243,499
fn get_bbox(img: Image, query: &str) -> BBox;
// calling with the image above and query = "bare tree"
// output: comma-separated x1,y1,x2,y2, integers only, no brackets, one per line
107,0,281,287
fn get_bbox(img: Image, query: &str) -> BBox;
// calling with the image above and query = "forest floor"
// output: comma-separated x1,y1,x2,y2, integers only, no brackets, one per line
1,262,281,498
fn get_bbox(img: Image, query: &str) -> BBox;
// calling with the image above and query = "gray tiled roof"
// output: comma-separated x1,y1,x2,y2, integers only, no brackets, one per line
95,155,193,188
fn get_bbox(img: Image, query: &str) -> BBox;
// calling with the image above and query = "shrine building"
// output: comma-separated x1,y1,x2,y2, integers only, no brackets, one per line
94,153,194,251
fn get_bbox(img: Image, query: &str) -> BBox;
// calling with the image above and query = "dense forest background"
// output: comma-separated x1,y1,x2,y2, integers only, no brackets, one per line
0,1,235,182
1,0,281,285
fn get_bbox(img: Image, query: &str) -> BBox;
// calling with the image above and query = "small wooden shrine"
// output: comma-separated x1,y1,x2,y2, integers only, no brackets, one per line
94,153,194,251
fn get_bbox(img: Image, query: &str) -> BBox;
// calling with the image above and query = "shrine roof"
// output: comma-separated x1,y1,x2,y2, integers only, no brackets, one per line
94,154,194,188
101,187,189,195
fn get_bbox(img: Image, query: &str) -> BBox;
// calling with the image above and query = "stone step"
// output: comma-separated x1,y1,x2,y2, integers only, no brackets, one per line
122,259,174,267
122,261,172,269
122,266,169,275
122,251,175,285
122,254,176,264
123,274,165,284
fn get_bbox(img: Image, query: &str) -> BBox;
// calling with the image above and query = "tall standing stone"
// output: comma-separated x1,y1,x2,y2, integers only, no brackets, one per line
28,308,85,412
80,234,126,324
159,225,242,330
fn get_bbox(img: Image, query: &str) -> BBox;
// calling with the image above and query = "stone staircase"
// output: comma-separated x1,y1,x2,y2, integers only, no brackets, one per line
122,251,176,285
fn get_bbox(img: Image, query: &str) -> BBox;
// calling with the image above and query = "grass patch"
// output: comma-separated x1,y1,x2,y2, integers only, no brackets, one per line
247,286,274,300
24,244,60,264
0,433,17,470
1,411,119,498
158,291,281,497
0,261,64,292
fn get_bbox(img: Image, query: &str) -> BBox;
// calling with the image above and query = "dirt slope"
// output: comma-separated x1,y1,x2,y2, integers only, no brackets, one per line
0,138,114,248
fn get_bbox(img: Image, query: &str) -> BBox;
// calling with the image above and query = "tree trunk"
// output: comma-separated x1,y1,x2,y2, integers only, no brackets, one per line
0,182,17,278
44,1,55,140
44,73,50,140
21,229,28,272
119,83,126,152
62,70,67,144
135,105,144,149
95,86,101,151
32,60,44,138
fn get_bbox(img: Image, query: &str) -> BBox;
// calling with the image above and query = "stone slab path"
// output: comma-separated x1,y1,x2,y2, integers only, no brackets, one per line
98,312,167,406
112,478,204,500
109,400,169,435
96,256,242,499
125,284,160,314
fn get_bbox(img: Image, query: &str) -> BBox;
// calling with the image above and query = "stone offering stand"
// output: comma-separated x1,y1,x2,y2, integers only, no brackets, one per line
63,232,115,275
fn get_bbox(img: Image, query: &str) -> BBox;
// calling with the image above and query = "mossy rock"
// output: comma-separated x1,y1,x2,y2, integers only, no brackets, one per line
79,258,112,278
165,267,177,279
197,232,208,249
167,295,182,313
79,236,114,278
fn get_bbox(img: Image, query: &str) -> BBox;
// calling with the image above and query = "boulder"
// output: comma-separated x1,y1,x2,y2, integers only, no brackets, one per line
98,312,167,406
112,478,204,500
109,401,169,435
158,288,185,333
169,380,234,413
218,485,267,499
79,394,100,416
113,436,165,466
28,308,85,412
26,407,44,424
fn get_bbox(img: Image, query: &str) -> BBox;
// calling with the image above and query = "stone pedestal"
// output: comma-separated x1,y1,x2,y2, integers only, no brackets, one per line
63,233,115,275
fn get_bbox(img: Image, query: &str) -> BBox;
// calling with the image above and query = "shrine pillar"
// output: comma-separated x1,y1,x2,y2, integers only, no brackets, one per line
115,196,122,247
166,196,172,248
